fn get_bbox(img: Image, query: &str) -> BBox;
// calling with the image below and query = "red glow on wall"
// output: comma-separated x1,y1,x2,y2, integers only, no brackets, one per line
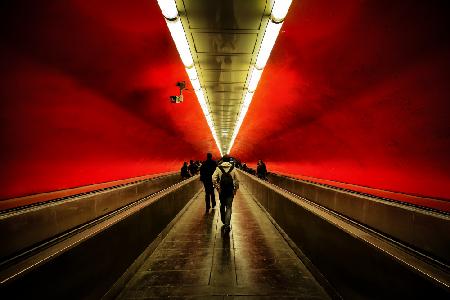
232,0,450,200
0,0,219,200
1,0,449,204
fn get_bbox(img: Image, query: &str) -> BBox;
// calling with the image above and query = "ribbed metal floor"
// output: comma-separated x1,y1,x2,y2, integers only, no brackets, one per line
118,186,329,299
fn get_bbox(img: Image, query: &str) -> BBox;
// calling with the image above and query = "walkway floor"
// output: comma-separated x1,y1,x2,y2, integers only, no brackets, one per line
118,185,329,299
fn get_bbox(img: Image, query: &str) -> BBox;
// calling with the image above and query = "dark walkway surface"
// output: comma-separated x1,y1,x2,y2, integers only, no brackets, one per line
118,185,329,299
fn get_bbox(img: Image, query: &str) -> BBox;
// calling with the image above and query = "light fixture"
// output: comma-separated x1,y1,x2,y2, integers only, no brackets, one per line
227,1,293,154
186,66,202,91
194,89,209,115
190,77,201,91
271,0,293,23
227,90,254,154
157,0,222,155
165,19,194,67
157,0,178,20
242,90,254,108
255,21,282,70
185,66,198,80
248,67,263,92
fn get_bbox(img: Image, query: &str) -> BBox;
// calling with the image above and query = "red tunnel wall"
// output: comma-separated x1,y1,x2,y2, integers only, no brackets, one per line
0,0,449,202
0,0,219,200
232,0,450,200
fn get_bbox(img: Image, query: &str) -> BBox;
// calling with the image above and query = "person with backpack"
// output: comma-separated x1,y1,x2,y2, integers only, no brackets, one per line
212,155,239,233
199,153,217,212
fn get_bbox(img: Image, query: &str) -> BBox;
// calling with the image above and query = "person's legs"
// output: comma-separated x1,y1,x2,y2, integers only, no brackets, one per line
206,182,216,208
203,183,211,210
219,198,226,224
210,185,216,208
224,196,233,228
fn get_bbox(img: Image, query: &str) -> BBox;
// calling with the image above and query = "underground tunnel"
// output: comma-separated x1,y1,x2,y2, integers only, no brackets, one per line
0,0,449,299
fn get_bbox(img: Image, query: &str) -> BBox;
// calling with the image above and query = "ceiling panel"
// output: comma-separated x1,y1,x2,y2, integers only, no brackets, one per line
202,70,247,83
183,0,267,30
192,32,258,54
197,54,252,71
203,82,244,93
180,0,273,153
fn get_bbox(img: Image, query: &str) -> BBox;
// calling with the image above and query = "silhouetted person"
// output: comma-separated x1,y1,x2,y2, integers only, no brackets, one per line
188,160,198,176
200,153,217,212
213,155,239,234
181,162,190,179
257,160,268,180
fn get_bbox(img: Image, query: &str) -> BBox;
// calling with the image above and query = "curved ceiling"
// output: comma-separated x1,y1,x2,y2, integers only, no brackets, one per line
0,0,218,199
232,0,450,199
1,0,449,201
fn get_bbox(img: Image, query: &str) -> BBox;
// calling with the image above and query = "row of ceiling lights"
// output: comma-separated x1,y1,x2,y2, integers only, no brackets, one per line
225,0,292,154
157,0,292,156
157,0,223,156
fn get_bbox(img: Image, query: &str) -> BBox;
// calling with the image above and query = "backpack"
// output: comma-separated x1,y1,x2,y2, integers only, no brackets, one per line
218,165,234,197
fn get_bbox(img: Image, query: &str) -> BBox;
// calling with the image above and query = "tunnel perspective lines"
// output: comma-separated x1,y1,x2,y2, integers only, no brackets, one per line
118,186,329,299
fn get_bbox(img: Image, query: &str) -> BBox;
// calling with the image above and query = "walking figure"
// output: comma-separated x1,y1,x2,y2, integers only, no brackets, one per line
180,162,190,179
199,153,217,212
212,156,239,234
257,160,268,180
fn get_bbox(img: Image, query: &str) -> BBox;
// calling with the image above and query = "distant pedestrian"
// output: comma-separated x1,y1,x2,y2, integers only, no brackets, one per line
257,160,268,180
181,162,190,179
200,153,217,212
213,155,239,234
188,160,198,176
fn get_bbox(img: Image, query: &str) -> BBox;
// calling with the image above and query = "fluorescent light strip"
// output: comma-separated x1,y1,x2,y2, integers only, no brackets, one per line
186,66,198,80
255,21,282,70
190,78,201,91
195,87,222,155
187,66,202,91
227,0,293,154
158,1,222,156
227,91,254,154
248,67,263,92
165,19,194,67
271,0,293,23
157,0,178,20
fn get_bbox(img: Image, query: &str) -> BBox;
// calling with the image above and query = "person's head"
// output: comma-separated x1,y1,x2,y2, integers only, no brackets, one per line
258,160,262,164
190,160,194,164
222,155,230,162
183,161,187,166
206,153,212,160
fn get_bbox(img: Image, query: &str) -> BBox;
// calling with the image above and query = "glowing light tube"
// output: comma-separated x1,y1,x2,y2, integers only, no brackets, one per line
157,0,178,20
190,78,201,91
227,2,292,154
194,89,209,115
271,0,293,23
186,66,198,80
165,18,194,67
194,88,222,155
186,66,202,90
255,21,282,69
157,0,223,155
227,91,254,153
248,67,263,92
242,90,254,108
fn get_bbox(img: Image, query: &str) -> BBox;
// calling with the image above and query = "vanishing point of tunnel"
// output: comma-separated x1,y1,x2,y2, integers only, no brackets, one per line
0,0,449,299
